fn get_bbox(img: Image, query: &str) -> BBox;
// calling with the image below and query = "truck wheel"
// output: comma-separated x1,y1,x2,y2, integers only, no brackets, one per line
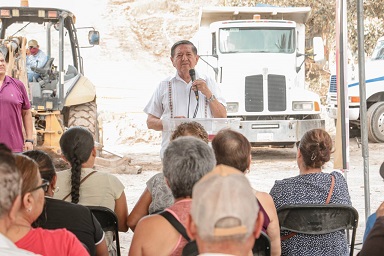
68,100,98,141
367,102,384,143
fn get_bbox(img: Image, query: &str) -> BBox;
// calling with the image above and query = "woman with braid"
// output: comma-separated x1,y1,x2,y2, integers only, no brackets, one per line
54,126,128,255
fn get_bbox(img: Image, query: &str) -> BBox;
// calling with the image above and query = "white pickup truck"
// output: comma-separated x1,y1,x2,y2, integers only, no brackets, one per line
326,37,384,142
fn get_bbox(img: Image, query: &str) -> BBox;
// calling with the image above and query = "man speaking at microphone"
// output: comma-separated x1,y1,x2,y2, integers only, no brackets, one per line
144,40,226,159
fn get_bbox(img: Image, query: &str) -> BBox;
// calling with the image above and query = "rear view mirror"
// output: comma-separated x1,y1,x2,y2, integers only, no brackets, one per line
313,37,325,62
88,30,100,45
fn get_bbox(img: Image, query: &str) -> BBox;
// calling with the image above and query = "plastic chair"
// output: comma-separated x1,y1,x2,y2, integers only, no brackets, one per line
277,204,359,256
252,231,271,256
87,206,121,256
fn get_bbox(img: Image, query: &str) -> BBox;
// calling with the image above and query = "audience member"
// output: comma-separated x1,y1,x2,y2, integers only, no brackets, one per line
128,136,216,255
211,128,281,256
362,161,384,242
187,164,264,256
359,201,384,255
0,144,38,255
270,128,351,256
23,150,108,256
127,121,209,231
26,40,47,82
53,126,128,255
6,154,89,255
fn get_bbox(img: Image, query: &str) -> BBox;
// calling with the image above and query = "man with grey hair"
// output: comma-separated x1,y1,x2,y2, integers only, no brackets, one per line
129,136,216,256
187,164,264,256
0,144,37,255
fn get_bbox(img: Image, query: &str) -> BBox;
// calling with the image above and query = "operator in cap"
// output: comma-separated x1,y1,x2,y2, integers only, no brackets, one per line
187,164,264,256
26,39,47,82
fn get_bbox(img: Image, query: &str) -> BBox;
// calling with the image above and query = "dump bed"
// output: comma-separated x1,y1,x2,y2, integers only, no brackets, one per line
199,6,311,27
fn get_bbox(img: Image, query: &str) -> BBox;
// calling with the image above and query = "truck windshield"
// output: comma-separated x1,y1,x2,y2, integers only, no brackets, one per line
219,27,295,54
371,40,384,60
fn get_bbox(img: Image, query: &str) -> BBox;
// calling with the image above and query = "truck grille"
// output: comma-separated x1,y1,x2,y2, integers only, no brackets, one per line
245,75,263,112
268,75,286,111
329,75,337,93
244,74,287,112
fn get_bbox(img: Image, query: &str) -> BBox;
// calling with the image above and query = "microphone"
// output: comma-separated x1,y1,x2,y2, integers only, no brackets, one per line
189,69,198,100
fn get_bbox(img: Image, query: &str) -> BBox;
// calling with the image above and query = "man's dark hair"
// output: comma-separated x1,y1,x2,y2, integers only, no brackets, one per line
170,40,197,58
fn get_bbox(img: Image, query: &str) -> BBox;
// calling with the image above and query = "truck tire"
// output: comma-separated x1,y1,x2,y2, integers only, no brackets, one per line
367,102,384,143
68,100,98,140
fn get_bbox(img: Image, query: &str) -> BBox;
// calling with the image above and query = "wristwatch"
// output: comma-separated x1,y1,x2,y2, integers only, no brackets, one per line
207,94,216,103
25,139,34,144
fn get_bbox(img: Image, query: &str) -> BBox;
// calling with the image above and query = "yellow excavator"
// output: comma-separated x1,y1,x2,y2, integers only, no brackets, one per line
0,0,100,154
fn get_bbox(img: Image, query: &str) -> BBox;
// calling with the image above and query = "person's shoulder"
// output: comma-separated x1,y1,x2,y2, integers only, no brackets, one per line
46,197,91,213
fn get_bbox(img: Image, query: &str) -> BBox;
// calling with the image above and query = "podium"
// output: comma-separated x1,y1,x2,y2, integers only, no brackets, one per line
167,118,241,141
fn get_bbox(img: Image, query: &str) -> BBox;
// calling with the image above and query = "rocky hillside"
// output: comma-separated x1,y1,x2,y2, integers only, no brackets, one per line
98,0,383,105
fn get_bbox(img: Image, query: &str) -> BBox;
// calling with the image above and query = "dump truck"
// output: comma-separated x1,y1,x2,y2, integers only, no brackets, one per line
193,6,325,146
0,3,100,153
326,36,384,142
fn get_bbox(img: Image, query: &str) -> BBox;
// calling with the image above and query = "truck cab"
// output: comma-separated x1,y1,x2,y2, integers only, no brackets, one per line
326,37,384,142
194,6,324,146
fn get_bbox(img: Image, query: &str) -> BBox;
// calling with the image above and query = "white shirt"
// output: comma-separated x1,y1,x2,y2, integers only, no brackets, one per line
26,50,47,73
144,71,226,158
0,233,39,255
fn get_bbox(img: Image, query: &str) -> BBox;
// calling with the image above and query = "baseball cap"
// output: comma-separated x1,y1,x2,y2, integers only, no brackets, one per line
191,164,259,240
28,40,38,47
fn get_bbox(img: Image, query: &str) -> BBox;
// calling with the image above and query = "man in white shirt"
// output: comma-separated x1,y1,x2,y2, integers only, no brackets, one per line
0,144,38,255
144,40,227,158
26,39,47,82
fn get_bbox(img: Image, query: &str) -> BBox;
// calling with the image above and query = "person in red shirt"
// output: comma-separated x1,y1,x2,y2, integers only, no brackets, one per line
5,154,89,256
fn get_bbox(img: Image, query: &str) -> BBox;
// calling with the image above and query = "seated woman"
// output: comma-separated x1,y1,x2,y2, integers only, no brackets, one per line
23,150,108,256
129,136,216,255
53,126,128,254
127,121,209,231
270,128,352,256
211,128,281,256
6,154,89,256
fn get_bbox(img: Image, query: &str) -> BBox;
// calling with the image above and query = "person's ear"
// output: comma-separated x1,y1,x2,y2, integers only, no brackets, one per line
170,56,176,67
91,147,97,157
253,211,264,239
186,214,198,240
8,195,22,222
247,154,252,170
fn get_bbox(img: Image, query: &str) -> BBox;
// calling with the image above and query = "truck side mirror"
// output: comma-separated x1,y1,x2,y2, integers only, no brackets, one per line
88,30,100,45
313,37,324,62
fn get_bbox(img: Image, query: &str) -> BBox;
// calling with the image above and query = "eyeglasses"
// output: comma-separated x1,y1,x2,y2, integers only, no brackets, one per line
296,141,300,148
30,179,50,193
29,46,36,49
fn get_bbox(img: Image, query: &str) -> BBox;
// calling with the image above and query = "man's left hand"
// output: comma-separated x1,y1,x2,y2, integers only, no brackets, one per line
192,79,211,98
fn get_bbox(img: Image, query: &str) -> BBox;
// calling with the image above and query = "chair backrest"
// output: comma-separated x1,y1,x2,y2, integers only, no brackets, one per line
252,231,271,256
87,206,121,256
277,204,358,256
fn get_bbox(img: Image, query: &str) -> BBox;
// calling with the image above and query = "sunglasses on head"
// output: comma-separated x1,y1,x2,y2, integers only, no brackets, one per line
30,179,50,193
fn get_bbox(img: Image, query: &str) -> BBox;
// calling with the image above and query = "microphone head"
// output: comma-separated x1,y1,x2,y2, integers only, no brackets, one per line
189,69,195,77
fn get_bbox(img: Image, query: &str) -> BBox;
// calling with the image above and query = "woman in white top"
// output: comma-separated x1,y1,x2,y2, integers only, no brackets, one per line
54,126,128,254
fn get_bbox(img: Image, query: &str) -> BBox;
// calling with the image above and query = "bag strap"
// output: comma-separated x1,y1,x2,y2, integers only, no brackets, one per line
325,174,335,204
62,170,97,201
159,211,191,242
281,174,335,241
